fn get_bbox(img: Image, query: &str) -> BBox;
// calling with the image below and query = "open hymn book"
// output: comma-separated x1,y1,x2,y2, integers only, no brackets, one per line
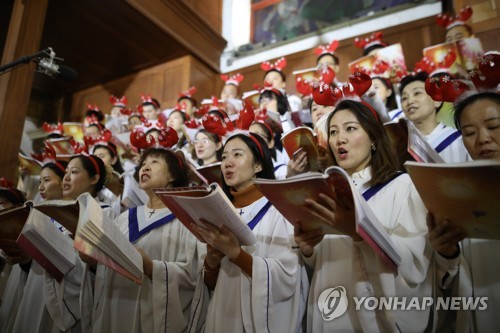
155,183,258,246
254,166,401,271
406,160,500,239
17,208,76,282
281,126,321,172
384,118,445,164
72,194,144,284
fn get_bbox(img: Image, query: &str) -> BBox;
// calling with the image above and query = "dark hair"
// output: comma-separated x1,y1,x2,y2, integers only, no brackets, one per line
364,44,386,56
0,185,26,206
69,155,107,195
128,114,143,122
372,77,398,111
263,68,286,82
85,109,104,123
399,71,429,95
134,148,189,188
326,100,400,187
41,160,68,180
316,53,340,66
45,133,63,140
454,92,500,131
170,109,188,122
249,122,277,160
192,129,223,165
221,133,275,200
92,143,124,174
143,98,160,109
259,89,289,116
177,96,197,108
399,72,443,112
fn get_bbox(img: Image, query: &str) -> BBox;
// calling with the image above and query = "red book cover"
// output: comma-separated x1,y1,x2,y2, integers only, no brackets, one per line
197,162,223,187
281,126,320,172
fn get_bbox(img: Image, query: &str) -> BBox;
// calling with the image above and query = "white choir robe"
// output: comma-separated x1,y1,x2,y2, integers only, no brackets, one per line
85,206,202,333
424,123,470,163
190,196,306,333
0,265,28,332
5,258,84,333
304,167,432,332
273,148,289,180
0,213,94,333
434,239,500,333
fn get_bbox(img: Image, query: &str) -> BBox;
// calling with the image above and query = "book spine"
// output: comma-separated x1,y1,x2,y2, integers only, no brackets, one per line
356,226,398,273
17,234,64,282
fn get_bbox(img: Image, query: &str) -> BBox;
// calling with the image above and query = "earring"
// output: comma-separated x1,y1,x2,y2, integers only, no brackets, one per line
371,144,376,152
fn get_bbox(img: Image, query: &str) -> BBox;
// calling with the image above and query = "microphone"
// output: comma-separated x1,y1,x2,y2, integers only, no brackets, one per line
35,47,78,81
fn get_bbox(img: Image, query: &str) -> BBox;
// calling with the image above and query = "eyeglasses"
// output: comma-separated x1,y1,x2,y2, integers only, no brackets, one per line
193,138,211,145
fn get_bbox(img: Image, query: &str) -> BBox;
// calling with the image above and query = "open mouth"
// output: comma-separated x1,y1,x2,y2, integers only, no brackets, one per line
224,171,234,179
337,147,348,160
140,174,150,182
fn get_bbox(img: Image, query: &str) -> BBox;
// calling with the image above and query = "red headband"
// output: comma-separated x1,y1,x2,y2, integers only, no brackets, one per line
84,155,100,176
248,133,264,158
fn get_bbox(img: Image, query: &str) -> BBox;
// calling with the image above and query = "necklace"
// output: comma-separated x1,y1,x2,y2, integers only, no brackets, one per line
148,209,156,218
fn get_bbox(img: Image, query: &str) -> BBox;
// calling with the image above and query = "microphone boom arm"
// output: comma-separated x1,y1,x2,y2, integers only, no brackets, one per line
0,48,53,75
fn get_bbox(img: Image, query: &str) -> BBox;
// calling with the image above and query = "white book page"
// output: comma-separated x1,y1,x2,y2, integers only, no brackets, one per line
171,185,257,246
83,214,142,275
23,209,76,271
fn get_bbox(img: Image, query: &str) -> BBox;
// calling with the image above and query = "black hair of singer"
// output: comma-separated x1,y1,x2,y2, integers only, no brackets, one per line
133,148,189,188
41,160,69,180
326,99,400,187
372,77,398,111
259,89,289,116
92,143,125,174
399,71,444,113
221,133,275,201
68,155,107,195
316,53,340,66
263,68,286,82
453,92,500,131
143,98,161,109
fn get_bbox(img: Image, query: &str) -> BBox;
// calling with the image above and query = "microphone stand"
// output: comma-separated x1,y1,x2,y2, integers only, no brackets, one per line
0,48,51,75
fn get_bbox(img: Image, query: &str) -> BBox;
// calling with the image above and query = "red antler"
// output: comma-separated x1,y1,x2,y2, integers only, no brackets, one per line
261,57,287,71
314,40,339,56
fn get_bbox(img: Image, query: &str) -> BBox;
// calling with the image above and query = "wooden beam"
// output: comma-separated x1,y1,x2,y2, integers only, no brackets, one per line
126,0,227,72
0,0,48,181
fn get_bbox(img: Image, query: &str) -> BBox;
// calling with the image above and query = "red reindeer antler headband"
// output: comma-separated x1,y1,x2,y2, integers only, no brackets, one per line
42,122,64,135
129,125,179,150
436,6,473,31
31,144,66,173
140,94,160,108
314,40,339,56
221,73,244,86
84,129,116,156
202,101,255,137
110,95,128,108
178,86,197,99
313,72,379,120
425,52,500,103
354,31,387,51
261,57,287,72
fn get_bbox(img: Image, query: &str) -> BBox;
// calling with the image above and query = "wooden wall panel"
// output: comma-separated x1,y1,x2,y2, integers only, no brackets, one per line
70,55,218,121
183,0,223,33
